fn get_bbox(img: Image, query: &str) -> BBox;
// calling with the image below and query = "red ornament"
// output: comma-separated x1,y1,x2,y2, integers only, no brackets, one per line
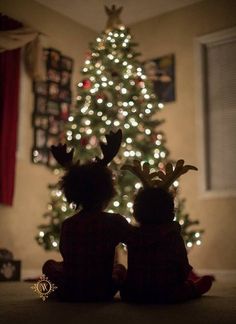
80,137,89,147
83,79,92,89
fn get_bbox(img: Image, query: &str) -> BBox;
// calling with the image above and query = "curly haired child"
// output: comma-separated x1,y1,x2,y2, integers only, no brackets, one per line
42,130,132,301
120,160,214,303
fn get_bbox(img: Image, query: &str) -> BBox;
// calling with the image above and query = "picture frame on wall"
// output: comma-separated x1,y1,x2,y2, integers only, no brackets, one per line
35,96,47,113
33,81,48,96
32,48,73,168
61,56,73,72
143,54,175,103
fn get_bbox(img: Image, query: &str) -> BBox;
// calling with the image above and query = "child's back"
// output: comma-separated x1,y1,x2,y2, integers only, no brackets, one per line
42,130,131,301
59,210,130,300
120,160,213,303
121,221,192,303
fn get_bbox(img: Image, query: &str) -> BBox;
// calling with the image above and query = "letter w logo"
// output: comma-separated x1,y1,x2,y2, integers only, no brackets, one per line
39,282,49,292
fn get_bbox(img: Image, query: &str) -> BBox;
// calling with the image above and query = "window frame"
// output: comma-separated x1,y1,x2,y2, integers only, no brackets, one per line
195,26,236,198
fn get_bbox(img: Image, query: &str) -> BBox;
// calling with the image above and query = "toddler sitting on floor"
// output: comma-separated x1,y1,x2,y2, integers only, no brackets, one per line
43,130,132,301
120,160,214,303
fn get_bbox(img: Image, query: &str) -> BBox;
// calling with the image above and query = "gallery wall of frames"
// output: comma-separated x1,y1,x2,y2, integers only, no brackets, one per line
32,48,73,168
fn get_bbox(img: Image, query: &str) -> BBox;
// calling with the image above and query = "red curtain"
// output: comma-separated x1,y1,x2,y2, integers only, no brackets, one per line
0,14,22,205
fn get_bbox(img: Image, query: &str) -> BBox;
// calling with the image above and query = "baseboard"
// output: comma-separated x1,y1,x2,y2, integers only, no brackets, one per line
197,269,236,282
21,269,236,282
21,269,42,280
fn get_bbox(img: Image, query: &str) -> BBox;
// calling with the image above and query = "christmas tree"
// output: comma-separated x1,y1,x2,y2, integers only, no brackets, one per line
36,5,203,251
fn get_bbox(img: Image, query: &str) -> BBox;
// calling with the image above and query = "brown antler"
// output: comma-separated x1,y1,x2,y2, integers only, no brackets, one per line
121,160,159,188
156,159,198,189
122,159,198,189
96,129,122,165
51,130,122,168
51,143,76,168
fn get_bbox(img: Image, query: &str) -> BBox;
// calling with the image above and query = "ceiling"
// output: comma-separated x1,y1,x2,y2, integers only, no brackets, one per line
35,0,203,32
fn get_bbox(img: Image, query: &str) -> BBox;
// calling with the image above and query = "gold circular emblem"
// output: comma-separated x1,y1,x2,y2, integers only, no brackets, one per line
31,274,57,301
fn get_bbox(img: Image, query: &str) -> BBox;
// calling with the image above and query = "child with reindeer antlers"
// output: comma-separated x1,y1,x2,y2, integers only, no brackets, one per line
42,130,132,301
120,159,214,303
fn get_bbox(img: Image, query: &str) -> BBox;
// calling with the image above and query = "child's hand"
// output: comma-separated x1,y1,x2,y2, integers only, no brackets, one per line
51,144,74,168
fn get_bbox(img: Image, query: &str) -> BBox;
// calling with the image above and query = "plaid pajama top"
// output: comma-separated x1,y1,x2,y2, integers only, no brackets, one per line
59,210,131,299
122,221,192,301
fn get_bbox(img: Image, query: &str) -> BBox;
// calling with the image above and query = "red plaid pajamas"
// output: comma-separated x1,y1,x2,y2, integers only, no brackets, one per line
120,222,197,303
43,211,131,301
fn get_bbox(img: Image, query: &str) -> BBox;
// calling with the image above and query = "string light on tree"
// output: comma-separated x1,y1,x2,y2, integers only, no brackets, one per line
36,5,203,251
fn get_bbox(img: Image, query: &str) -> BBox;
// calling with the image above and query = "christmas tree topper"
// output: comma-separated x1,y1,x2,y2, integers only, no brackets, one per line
105,5,123,30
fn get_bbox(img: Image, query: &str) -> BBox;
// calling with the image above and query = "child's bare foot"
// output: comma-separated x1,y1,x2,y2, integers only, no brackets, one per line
188,270,215,282
194,275,214,295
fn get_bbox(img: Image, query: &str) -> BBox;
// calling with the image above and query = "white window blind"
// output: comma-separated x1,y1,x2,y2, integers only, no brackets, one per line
196,27,236,196
206,39,236,191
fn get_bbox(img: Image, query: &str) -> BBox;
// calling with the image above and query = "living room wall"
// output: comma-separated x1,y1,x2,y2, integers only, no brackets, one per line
0,0,96,276
131,0,236,269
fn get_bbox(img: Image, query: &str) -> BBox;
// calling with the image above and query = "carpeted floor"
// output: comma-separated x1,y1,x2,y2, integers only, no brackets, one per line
1,273,236,324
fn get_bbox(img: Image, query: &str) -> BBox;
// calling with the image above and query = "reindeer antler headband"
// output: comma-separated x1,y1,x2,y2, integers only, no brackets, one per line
50,129,122,168
121,159,198,190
